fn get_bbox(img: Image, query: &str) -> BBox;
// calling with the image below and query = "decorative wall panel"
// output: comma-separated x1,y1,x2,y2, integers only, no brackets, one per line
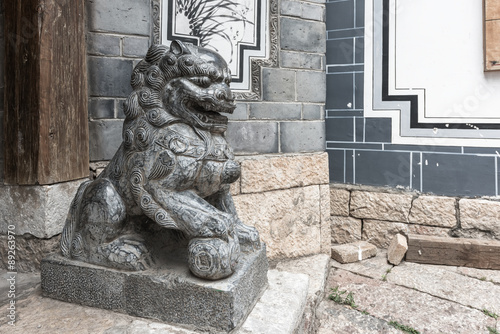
158,0,276,99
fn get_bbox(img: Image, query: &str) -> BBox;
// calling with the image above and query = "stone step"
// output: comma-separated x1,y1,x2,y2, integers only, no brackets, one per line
0,254,332,334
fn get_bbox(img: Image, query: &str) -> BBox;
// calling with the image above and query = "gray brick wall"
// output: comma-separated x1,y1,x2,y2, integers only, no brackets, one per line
227,0,326,155
86,0,152,161
87,0,327,161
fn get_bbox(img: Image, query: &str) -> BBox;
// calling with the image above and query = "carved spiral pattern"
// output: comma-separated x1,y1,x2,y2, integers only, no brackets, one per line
134,125,151,151
130,169,144,198
145,44,168,64
123,128,134,148
124,93,141,119
154,209,177,229
131,70,145,90
138,88,162,109
146,65,166,91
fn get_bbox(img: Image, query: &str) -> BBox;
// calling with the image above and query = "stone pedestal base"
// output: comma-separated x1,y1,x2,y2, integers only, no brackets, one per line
41,245,268,332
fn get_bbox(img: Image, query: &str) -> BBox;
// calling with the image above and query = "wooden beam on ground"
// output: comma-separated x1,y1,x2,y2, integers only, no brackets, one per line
4,0,88,185
406,234,500,270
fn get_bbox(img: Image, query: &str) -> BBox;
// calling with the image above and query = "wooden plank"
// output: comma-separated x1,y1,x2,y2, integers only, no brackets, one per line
4,0,88,185
406,234,500,270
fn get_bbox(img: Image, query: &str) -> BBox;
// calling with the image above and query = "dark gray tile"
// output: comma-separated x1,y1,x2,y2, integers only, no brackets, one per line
327,39,354,65
88,57,134,97
87,33,121,56
116,99,126,119
421,153,496,196
326,0,355,31
463,147,500,155
346,150,354,183
384,144,462,153
326,117,354,142
328,65,364,73
355,0,365,28
327,110,363,117
355,117,364,142
364,118,391,143
89,98,115,119
327,142,383,150
354,37,364,63
328,28,364,39
326,73,354,110
89,120,124,161
123,36,149,58
412,152,422,192
354,72,364,110
328,149,345,183
355,150,411,187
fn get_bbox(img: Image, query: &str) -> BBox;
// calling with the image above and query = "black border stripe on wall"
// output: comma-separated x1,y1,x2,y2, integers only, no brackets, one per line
381,0,500,130
166,0,263,84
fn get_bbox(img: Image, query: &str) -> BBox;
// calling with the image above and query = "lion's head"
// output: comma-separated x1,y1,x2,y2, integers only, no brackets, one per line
122,41,236,150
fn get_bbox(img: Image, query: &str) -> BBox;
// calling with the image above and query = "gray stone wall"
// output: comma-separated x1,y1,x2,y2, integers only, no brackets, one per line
87,0,327,161
227,0,326,155
86,0,152,161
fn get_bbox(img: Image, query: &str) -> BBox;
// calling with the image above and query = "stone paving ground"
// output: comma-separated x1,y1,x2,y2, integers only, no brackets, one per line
0,252,499,334
316,251,500,334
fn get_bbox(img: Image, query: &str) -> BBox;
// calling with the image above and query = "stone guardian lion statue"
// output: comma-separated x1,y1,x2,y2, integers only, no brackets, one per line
60,41,261,280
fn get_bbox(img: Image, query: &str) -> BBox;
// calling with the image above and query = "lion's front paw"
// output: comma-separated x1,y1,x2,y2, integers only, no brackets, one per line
235,223,261,252
101,236,153,271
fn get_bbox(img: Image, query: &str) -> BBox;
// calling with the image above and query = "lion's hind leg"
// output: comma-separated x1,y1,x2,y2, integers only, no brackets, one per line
74,178,152,271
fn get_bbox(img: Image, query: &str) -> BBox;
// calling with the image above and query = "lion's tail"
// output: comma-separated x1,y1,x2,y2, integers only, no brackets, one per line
60,180,91,258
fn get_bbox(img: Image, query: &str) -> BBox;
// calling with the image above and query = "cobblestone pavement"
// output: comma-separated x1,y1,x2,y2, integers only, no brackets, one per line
1,252,499,333
316,251,500,334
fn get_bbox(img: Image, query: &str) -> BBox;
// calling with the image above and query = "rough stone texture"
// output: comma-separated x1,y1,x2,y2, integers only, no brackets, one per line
350,191,413,222
249,103,302,120
456,266,500,285
281,51,323,70
361,220,409,248
0,287,198,334
0,271,40,306
262,68,296,102
0,180,84,238
330,187,350,217
330,216,362,244
302,104,324,120
123,36,149,58
87,33,121,56
88,57,134,97
459,198,500,236
41,246,268,332
86,0,151,35
409,196,457,228
316,301,400,334
233,186,322,259
326,269,496,334
88,120,124,161
239,153,329,194
280,17,326,53
319,185,331,254
330,250,393,280
226,122,279,154
0,235,60,272
239,270,309,334
407,224,451,238
296,71,325,103
276,254,330,334
331,241,377,264
387,262,500,314
387,234,408,265
280,121,326,153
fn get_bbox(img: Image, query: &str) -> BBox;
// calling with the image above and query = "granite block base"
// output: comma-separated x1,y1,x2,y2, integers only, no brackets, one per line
41,245,268,332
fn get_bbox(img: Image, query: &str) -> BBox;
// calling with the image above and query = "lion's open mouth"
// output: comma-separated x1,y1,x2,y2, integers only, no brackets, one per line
188,99,235,127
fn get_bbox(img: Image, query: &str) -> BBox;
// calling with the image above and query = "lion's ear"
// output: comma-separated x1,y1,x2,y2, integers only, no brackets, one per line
170,40,191,56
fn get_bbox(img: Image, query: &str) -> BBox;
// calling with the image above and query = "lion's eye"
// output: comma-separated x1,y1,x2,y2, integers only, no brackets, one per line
189,77,212,88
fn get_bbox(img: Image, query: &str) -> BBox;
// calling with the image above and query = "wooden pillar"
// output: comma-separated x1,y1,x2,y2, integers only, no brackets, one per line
4,0,88,185
484,0,500,71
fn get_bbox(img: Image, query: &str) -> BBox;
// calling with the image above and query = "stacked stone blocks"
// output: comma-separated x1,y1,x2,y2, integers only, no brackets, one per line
330,184,500,249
